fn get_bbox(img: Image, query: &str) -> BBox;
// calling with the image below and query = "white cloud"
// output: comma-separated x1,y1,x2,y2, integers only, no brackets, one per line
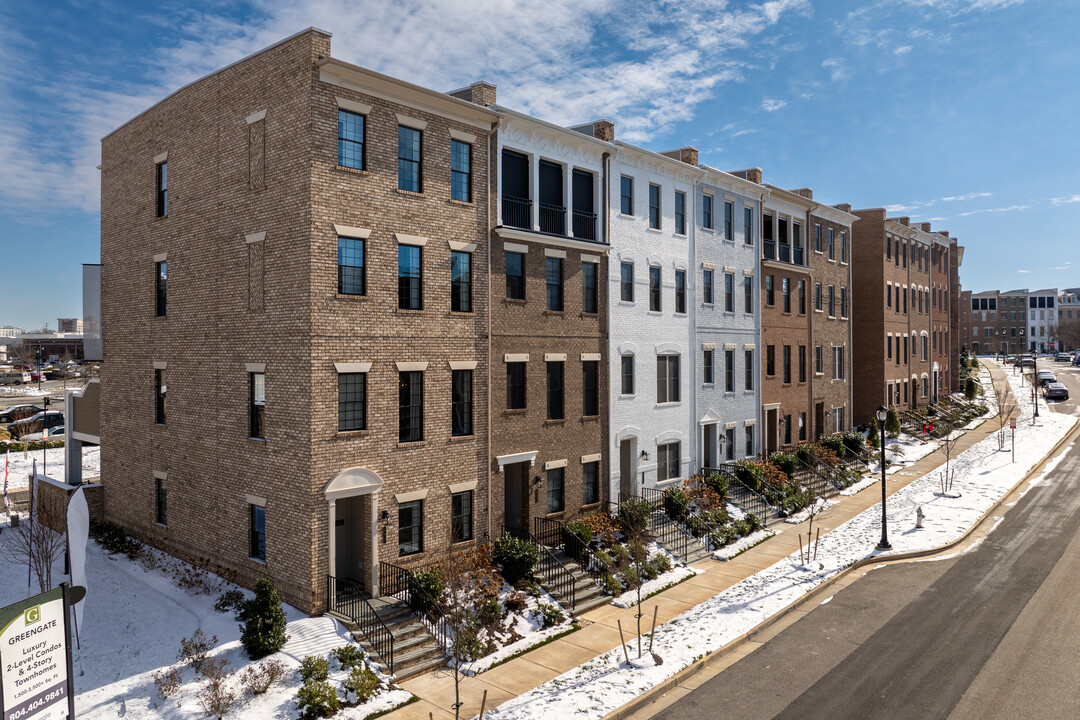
958,205,1030,217
894,45,913,54
733,128,758,136
821,57,848,81
0,0,813,215
1050,194,1080,205
941,191,992,202
761,98,788,112
1018,269,1031,274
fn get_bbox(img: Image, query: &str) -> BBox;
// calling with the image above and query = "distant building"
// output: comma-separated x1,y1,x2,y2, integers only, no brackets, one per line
0,326,22,338
57,318,83,333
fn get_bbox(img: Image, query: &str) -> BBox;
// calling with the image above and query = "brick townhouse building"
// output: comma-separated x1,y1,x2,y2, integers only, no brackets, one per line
100,28,499,612
969,290,1000,356
959,289,973,354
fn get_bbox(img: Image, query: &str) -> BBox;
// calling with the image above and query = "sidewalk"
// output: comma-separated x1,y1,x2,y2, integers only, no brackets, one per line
386,363,1026,720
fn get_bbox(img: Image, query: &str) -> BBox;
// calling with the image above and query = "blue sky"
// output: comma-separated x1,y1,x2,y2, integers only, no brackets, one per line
1,0,1077,331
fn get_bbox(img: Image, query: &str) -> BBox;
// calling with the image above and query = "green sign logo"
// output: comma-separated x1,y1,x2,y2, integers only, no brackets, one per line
23,606,40,625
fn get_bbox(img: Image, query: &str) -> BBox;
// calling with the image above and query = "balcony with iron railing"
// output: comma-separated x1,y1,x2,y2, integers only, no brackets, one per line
763,240,806,267
502,195,532,230
500,196,604,245
539,202,567,236
573,210,597,241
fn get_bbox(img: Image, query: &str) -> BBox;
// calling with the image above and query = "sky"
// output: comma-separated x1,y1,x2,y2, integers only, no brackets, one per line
0,0,1077,331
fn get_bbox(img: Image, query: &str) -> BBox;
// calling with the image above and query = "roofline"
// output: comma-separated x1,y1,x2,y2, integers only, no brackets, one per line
102,27,332,142
612,140,705,178
493,106,615,151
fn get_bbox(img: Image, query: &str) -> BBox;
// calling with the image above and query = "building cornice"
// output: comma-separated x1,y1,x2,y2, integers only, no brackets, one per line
494,226,610,254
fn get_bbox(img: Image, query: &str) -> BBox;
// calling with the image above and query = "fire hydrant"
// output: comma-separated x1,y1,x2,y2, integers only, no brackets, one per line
916,506,925,529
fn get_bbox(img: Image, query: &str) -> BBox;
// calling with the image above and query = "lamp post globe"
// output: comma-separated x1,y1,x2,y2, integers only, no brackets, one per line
875,405,891,550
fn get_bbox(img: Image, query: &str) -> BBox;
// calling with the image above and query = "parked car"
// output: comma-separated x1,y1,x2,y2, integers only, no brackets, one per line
6,410,64,438
1055,352,1072,362
1017,358,1036,368
0,371,32,386
0,404,43,424
1037,370,1057,387
1045,382,1070,401
1074,355,1080,366
19,426,65,442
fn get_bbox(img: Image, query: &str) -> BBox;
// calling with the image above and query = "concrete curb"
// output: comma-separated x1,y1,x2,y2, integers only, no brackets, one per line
603,412,1080,720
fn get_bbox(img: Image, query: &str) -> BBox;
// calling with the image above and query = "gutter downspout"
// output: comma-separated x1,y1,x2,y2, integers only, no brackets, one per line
486,117,499,541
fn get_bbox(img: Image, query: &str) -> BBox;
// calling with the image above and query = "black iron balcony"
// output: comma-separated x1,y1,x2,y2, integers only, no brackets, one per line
572,209,597,241
502,195,531,230
763,239,776,260
539,202,566,236
793,245,804,266
779,243,791,263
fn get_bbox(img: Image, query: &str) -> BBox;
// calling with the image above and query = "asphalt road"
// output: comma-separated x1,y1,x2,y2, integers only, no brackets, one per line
655,378,1080,719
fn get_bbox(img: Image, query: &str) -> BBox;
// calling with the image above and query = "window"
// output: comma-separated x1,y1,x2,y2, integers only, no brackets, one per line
833,346,845,380
886,237,892,259
840,287,848,319
451,251,471,312
765,275,775,305
834,407,845,433
583,461,599,505
156,476,167,526
797,280,806,314
840,232,847,262
784,414,792,445
649,267,662,311
721,200,733,241
814,224,822,252
766,345,776,376
745,425,754,458
726,427,735,461
703,194,714,229
815,282,823,312
398,500,422,556
452,491,473,543
338,372,366,431
799,345,806,383
156,161,168,217
582,262,598,314
827,228,835,260
155,261,167,316
547,467,564,513
399,370,424,442
744,207,753,245
921,334,928,362
397,125,422,192
675,191,686,234
547,361,564,420
338,110,365,170
398,245,422,310
745,350,754,390
546,257,563,311
621,262,634,302
704,349,714,384
783,345,791,383
657,355,680,403
782,277,791,313
828,285,836,317
799,412,807,441
724,272,734,311
621,355,634,395
815,345,823,374
338,237,365,295
451,139,471,202
657,442,680,482
704,269,715,305
249,504,266,561
763,214,773,243
621,176,634,215
507,362,526,409
649,184,661,229
887,284,892,308
506,252,525,300
744,276,754,313
582,361,599,416
250,372,265,439
155,369,166,425
675,270,686,314
452,369,473,436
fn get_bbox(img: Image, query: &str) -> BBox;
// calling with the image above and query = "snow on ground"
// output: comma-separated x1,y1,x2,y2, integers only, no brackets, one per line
0,386,55,397
483,370,1076,720
0,526,411,719
712,528,776,561
783,498,836,525
839,476,877,496
3,445,100,490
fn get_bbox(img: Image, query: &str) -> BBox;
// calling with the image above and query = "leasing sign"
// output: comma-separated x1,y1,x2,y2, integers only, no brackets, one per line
0,587,73,720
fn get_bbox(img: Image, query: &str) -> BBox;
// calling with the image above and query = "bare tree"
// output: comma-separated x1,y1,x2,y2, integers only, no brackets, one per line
1054,318,1080,352
797,488,823,566
936,421,960,496
0,492,67,593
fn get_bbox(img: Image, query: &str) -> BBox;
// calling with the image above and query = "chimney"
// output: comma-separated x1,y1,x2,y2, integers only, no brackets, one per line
730,167,763,184
895,216,910,226
919,222,932,231
792,188,814,200
447,81,497,107
591,119,615,142
660,147,699,166
834,202,852,213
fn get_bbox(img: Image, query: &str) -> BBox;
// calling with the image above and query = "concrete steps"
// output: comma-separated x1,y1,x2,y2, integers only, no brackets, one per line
335,596,447,681
537,548,610,616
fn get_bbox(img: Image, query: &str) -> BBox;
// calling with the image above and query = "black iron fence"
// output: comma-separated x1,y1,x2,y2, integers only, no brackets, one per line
326,575,396,674
378,562,449,654
636,487,693,559
503,525,578,611
572,209,598,241
535,516,606,584
502,195,531,229
703,465,771,525
539,202,566,235
763,239,776,260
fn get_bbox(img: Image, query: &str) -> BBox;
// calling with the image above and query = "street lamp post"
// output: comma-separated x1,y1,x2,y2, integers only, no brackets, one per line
876,405,892,550
1032,350,1039,419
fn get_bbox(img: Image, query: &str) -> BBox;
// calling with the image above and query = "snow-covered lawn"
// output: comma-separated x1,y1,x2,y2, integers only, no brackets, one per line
0,386,55,397
4,446,100,490
712,528,775,561
483,370,1075,720
0,525,412,719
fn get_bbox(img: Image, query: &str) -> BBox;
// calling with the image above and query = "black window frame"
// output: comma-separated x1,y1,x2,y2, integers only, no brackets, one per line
675,269,686,314
155,368,166,425
621,175,634,215
744,206,753,245
799,345,807,383
724,272,733,311
156,476,167,526
452,369,473,437
620,262,634,302
398,370,424,443
621,355,634,395
649,183,661,229
505,251,525,300
545,257,563,312
582,261,598,314
546,361,564,420
765,275,775,306
338,236,366,296
451,491,473,543
783,345,791,384
703,269,714,306
766,345,776,376
450,139,472,203
398,499,423,556
337,372,367,432
451,250,472,313
397,125,422,193
547,467,565,514
724,200,734,241
745,349,754,390
703,194,714,229
744,276,754,314
582,360,599,417
156,161,168,217
250,371,265,439
249,503,266,561
657,441,680,482
398,244,423,310
657,354,680,403
649,267,662,312
506,362,527,410
675,190,686,235
583,461,600,505
155,260,167,317
725,349,735,392
703,349,714,385
337,110,366,170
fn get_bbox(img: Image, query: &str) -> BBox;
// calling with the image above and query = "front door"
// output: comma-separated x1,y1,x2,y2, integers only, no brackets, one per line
815,403,825,440
703,424,716,469
765,408,778,456
619,438,635,499
504,463,526,532
334,494,366,590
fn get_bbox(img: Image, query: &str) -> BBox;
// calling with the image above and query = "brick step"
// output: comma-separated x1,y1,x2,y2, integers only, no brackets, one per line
573,592,611,615
394,652,449,681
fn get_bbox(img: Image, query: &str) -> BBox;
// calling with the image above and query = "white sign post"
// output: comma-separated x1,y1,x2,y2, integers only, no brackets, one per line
0,585,74,720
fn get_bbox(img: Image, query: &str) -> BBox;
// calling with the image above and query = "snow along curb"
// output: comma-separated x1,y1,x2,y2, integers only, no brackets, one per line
600,412,1080,720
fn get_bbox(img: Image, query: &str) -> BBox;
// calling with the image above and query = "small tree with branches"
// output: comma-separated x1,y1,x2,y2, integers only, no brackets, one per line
936,421,960,496
0,493,67,593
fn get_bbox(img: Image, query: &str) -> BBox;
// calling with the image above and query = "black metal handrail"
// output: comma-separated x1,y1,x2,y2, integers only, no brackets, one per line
763,239,776,260
704,465,771,526
378,562,449,656
326,575,396,674
779,242,791,263
793,245,805,266
572,209,597,241
539,202,566,235
535,516,607,585
502,195,531,229
637,487,693,559
503,524,577,611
